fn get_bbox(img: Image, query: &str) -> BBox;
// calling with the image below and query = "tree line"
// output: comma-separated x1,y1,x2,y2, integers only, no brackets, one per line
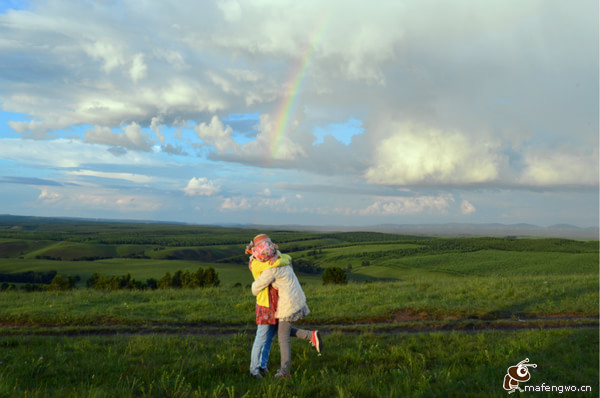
87,267,220,291
1,274,79,292
0,267,220,292
0,270,59,284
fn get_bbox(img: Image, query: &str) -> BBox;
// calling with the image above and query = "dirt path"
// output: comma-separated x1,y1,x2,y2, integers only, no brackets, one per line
1,315,597,337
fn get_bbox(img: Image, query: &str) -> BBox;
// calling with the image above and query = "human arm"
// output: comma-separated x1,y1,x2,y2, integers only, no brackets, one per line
251,268,276,296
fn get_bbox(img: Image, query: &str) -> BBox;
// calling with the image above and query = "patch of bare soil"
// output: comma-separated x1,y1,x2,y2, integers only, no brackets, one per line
0,314,597,337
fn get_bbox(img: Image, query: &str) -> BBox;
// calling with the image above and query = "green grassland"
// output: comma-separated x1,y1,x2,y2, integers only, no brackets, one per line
1,329,597,397
1,225,597,286
0,218,598,397
0,273,596,328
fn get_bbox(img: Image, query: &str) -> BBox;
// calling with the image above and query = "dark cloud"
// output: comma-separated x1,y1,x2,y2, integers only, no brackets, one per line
108,146,128,156
161,144,188,156
0,176,62,186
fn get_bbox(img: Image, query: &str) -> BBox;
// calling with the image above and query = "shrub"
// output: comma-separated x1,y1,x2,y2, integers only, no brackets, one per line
1,282,16,291
158,272,172,289
0,270,58,284
294,258,323,274
46,275,76,291
22,283,43,292
83,267,221,291
203,267,220,287
146,278,158,290
156,267,220,289
322,267,347,285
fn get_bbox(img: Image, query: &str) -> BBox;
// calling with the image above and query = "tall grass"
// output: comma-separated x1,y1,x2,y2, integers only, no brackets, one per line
0,329,596,397
0,272,596,328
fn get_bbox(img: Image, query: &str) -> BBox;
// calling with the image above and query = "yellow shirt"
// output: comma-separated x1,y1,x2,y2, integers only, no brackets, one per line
250,253,291,307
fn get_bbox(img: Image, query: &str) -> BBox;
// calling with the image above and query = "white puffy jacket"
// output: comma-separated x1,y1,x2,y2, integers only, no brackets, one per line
251,264,308,319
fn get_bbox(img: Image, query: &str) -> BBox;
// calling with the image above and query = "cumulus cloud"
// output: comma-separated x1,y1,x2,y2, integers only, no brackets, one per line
108,146,128,156
7,120,46,138
194,115,238,153
38,189,62,203
213,0,401,83
183,177,220,196
221,197,251,210
211,113,307,166
241,114,307,161
460,200,476,215
85,123,154,151
365,123,501,186
0,1,409,139
519,147,599,187
1,1,595,178
160,143,187,155
359,194,455,216
129,53,147,83
0,4,228,137
0,0,597,228
83,38,126,73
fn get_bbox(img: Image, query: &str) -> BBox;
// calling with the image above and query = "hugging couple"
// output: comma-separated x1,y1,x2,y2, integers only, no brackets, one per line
246,234,322,379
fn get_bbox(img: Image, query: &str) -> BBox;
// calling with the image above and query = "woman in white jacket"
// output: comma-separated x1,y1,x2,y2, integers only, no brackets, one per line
251,239,322,378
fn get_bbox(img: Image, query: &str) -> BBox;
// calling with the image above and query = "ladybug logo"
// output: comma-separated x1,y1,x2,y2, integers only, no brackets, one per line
503,358,537,394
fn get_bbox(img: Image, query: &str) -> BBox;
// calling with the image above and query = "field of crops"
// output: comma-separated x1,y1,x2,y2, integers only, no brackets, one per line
0,217,597,397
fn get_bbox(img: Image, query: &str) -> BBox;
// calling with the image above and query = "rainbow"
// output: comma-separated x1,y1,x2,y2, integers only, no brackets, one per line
268,16,331,161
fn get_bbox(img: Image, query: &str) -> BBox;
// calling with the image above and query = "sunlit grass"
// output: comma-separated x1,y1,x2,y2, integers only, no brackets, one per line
0,329,596,397
0,271,596,328
0,228,598,397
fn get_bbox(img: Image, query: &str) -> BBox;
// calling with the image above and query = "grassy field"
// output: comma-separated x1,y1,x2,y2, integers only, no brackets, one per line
0,274,597,327
0,217,598,397
1,329,597,397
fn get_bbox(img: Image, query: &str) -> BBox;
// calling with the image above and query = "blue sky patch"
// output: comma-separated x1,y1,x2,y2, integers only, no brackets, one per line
313,118,364,146
0,0,27,14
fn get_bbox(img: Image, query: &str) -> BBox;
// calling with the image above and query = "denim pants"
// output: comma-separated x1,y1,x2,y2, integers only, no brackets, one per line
249,324,277,374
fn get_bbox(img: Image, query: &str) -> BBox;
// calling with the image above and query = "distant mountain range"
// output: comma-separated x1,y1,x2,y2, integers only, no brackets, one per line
341,223,599,239
1,214,598,239
234,222,599,239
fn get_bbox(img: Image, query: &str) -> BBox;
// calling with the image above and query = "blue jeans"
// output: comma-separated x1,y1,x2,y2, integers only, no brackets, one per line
249,324,277,374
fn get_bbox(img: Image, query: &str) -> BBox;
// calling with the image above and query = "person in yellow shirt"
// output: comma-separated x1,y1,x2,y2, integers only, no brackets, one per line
248,234,322,378
246,234,286,379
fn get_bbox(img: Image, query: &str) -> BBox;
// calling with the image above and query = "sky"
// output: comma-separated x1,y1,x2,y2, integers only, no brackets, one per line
0,0,598,228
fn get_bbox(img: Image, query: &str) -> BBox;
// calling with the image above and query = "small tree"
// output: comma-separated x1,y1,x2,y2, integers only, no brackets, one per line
146,278,158,290
192,268,206,287
87,273,101,288
180,270,193,287
322,267,347,285
46,275,76,291
158,272,173,289
203,267,220,287
119,273,135,289
171,270,183,288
